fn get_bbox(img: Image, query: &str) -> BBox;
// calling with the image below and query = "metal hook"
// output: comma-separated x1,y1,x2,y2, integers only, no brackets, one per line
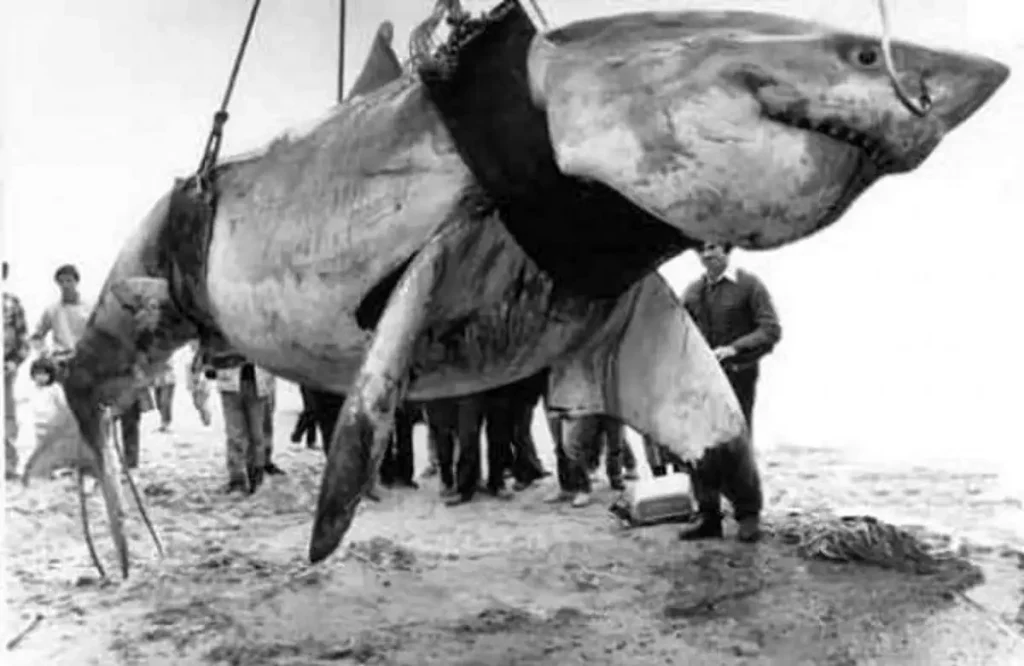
877,0,932,117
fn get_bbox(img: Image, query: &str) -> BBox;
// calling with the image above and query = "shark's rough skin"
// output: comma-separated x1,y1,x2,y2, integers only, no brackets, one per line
59,2,1008,578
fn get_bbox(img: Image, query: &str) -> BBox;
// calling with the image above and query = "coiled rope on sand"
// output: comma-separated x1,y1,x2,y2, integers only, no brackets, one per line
772,511,960,575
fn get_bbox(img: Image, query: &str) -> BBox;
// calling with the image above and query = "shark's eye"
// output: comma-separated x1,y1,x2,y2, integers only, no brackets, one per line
851,45,882,69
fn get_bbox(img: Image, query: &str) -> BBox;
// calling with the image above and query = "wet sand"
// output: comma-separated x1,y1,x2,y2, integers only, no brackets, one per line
4,382,1023,664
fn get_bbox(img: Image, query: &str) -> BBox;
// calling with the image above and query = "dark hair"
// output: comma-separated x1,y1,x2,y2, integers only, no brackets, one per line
54,262,79,280
29,358,57,384
699,241,734,254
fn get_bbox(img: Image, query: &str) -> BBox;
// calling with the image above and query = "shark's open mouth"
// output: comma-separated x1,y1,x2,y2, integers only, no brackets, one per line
766,109,900,173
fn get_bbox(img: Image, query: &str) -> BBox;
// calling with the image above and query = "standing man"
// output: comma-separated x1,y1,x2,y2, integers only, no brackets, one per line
677,242,781,542
30,264,91,359
4,261,30,479
31,264,150,468
215,359,277,494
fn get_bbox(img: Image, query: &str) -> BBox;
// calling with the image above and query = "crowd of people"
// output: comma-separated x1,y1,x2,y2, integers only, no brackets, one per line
2,240,780,542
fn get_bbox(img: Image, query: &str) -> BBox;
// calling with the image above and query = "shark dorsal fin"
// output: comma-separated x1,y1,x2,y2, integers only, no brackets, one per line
347,21,404,100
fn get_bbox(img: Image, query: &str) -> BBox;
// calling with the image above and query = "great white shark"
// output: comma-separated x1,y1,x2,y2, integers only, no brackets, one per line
56,1,1008,578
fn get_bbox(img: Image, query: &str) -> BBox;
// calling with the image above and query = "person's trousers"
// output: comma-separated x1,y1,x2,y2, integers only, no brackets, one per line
220,386,268,484
425,398,461,491
481,392,514,492
547,411,590,493
688,366,763,521
426,396,485,496
454,396,487,496
427,431,440,466
5,370,19,477
154,384,175,426
509,395,545,483
264,389,275,462
595,416,625,485
381,402,416,485
313,389,346,456
561,414,624,492
120,398,142,469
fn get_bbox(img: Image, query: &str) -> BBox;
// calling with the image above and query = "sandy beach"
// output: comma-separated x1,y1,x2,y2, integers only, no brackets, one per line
3,380,1022,665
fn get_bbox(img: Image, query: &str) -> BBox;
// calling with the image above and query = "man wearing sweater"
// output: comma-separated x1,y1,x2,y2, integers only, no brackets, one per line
677,242,781,542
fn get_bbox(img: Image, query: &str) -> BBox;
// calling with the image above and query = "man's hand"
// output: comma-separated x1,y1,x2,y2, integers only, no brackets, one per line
713,346,737,361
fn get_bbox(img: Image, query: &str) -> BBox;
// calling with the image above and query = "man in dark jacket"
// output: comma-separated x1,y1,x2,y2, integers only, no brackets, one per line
676,242,781,543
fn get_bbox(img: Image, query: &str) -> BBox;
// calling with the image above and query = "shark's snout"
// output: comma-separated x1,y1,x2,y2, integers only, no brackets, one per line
924,51,1010,131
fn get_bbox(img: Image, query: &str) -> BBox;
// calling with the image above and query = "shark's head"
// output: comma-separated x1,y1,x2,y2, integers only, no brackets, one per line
528,10,1010,248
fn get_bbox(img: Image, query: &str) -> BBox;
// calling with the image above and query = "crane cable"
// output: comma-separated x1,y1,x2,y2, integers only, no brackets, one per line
195,0,263,191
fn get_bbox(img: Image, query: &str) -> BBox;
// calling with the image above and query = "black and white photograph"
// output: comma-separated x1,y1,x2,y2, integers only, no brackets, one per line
2,0,1021,663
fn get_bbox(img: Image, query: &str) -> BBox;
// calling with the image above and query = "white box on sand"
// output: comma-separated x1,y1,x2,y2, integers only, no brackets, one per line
611,432,695,526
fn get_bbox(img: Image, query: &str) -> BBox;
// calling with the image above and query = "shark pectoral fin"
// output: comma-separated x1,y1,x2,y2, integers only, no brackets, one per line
547,274,746,466
309,233,448,565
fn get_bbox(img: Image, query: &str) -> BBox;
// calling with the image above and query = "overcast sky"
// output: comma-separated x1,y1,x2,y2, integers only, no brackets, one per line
2,0,1021,465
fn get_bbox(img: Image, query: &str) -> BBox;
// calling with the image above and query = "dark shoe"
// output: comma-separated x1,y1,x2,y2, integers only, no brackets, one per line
247,466,265,495
440,484,458,498
487,486,515,500
609,478,625,491
223,479,247,494
444,493,474,506
544,490,573,504
677,513,724,541
393,479,419,490
264,462,286,476
608,498,632,522
512,478,535,491
736,515,762,543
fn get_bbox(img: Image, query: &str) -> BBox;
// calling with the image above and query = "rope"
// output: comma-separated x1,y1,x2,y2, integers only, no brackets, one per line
195,0,263,187
773,512,962,575
525,0,549,30
408,0,448,67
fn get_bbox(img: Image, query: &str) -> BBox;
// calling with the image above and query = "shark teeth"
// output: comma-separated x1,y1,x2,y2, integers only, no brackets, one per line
766,109,899,172
815,119,898,171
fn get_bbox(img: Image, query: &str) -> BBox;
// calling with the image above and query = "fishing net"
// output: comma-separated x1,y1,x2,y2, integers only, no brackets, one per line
771,510,979,582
